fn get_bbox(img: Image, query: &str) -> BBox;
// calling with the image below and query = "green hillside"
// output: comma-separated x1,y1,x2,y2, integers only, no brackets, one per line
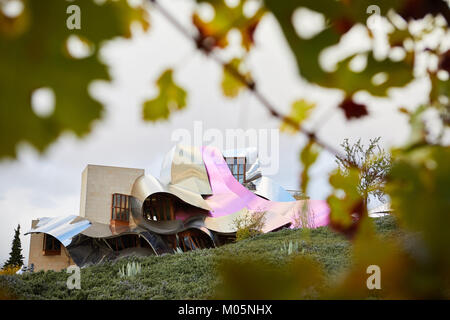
0,216,397,300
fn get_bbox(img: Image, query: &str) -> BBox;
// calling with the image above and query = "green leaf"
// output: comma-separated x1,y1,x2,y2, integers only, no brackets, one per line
387,145,450,265
327,168,363,234
215,256,325,299
281,99,315,133
143,69,187,121
430,71,450,111
193,0,265,50
299,140,321,194
264,0,414,96
0,0,149,158
327,221,408,299
404,105,428,147
221,58,249,98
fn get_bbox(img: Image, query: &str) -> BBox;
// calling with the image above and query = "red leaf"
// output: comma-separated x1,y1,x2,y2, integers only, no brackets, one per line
439,50,450,73
339,98,369,120
333,17,354,35
399,0,450,25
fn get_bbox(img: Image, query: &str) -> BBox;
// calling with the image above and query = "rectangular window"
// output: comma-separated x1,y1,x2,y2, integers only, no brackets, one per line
43,234,61,256
111,193,131,223
225,156,246,184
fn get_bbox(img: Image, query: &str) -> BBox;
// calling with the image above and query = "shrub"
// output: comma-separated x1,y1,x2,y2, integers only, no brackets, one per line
0,275,20,300
233,210,266,242
0,266,20,276
292,200,316,229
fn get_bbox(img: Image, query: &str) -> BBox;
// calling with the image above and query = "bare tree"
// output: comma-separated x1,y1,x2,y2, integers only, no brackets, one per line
335,137,391,210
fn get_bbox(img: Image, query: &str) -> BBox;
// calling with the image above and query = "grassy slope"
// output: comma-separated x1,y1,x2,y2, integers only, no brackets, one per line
0,216,397,300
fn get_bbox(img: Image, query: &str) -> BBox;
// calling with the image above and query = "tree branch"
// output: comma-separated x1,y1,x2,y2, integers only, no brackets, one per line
148,0,347,159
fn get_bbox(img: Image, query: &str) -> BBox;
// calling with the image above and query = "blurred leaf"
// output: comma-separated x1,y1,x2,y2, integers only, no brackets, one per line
215,256,325,299
221,58,250,98
328,218,412,299
375,143,450,298
335,52,415,96
430,50,450,111
0,0,30,38
338,98,369,120
299,140,321,194
387,26,413,48
398,0,450,24
327,167,364,238
143,69,187,121
193,0,265,50
0,0,149,158
438,50,450,73
281,99,316,133
404,105,427,147
264,0,415,97
387,145,450,266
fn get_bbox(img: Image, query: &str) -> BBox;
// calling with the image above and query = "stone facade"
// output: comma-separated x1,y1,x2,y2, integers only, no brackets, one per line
28,165,145,271
27,220,75,272
79,164,144,225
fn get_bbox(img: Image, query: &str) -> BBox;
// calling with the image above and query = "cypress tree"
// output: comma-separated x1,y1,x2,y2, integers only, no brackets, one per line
3,224,24,268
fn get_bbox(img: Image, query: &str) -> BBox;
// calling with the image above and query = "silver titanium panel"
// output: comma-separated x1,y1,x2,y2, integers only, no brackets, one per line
252,176,295,202
160,144,212,195
25,215,91,247
131,174,211,211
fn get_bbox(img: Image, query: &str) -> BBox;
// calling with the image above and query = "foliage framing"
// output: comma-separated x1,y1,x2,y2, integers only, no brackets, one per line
0,0,449,299
0,0,149,158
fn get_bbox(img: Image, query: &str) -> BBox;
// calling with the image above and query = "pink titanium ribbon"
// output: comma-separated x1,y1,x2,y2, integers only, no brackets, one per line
201,146,330,229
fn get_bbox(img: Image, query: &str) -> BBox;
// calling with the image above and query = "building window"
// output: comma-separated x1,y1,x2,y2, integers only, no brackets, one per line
225,156,246,183
43,234,61,256
176,229,214,252
111,193,131,223
143,194,175,222
105,234,152,252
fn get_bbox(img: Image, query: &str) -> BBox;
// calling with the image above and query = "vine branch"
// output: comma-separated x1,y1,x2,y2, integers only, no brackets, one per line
148,0,346,159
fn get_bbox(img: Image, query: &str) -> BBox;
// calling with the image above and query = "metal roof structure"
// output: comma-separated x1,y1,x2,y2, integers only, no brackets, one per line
26,144,331,267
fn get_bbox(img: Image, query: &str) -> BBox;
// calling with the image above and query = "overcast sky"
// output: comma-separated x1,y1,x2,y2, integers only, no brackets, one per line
0,1,436,266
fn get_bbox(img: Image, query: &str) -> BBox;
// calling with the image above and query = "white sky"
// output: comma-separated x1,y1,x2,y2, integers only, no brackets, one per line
0,0,436,266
